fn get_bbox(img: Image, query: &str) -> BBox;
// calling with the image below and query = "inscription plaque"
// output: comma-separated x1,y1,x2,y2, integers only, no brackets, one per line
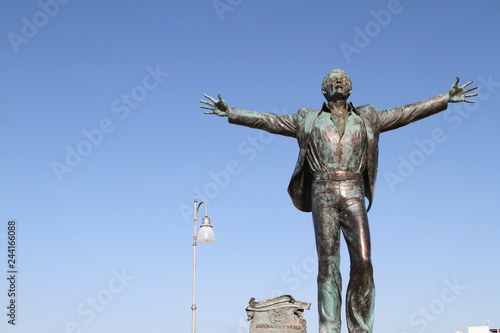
246,295,311,333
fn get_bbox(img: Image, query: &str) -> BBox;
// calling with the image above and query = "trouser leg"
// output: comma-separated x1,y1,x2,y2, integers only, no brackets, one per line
311,180,342,333
340,182,375,333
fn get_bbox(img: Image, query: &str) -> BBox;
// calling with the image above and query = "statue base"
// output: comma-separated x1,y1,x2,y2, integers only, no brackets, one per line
246,295,311,333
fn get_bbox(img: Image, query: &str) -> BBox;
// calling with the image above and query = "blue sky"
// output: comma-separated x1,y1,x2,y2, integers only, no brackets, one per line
1,1,499,332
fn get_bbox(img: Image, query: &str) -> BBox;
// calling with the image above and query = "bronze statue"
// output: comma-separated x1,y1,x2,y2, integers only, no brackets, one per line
200,69,477,333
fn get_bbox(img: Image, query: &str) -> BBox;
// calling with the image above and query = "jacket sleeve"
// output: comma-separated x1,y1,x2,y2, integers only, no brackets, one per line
228,108,297,138
378,94,448,132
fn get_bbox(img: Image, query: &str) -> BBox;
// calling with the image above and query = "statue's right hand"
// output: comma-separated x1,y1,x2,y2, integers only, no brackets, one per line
200,93,229,117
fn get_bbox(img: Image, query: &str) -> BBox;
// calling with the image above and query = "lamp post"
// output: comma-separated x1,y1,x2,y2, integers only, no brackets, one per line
192,195,215,333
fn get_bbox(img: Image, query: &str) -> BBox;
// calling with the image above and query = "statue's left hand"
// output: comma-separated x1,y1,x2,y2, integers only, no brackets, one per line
447,77,478,103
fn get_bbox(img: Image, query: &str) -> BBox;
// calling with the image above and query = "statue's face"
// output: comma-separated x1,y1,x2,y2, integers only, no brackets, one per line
322,72,352,101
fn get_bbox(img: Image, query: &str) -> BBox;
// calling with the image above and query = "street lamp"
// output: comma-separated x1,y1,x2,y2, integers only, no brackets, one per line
191,195,215,333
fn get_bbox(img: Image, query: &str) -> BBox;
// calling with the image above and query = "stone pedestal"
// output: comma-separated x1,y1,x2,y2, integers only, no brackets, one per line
246,295,311,333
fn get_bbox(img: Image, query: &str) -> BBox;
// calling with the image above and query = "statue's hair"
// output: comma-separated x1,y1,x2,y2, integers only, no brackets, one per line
321,69,352,93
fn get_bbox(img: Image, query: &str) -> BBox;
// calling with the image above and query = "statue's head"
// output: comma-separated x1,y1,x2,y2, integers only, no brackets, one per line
321,69,352,102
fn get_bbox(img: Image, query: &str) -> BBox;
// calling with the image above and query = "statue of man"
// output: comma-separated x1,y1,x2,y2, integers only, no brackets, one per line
200,69,477,333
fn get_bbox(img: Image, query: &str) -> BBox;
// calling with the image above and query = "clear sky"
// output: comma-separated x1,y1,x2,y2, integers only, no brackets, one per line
1,1,499,332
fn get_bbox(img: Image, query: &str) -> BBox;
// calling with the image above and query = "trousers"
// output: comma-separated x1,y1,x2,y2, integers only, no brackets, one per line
311,176,375,333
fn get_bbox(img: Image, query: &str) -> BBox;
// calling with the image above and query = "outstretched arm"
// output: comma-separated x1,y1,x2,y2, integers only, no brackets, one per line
378,77,478,132
200,93,297,137
447,77,478,103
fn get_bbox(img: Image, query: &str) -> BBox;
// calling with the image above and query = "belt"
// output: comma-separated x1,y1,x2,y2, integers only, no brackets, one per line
314,171,362,181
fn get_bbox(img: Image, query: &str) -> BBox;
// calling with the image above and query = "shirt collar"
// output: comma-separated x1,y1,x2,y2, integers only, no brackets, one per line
321,101,358,115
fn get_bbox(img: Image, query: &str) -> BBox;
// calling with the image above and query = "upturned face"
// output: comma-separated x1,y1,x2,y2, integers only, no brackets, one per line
322,72,352,101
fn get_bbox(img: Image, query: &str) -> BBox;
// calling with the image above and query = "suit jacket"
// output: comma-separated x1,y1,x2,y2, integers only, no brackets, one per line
228,94,448,212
